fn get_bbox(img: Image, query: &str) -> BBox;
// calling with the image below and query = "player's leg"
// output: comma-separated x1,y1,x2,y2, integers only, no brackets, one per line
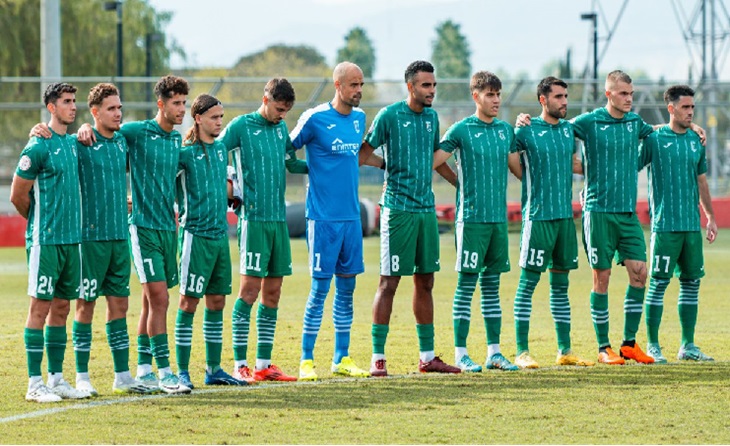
583,212,623,364
129,225,154,384
252,222,296,382
331,221,367,377
676,232,712,361
644,232,674,363
616,214,653,364
452,222,481,371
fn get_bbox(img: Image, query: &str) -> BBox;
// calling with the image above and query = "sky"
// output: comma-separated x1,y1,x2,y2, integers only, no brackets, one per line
146,0,729,82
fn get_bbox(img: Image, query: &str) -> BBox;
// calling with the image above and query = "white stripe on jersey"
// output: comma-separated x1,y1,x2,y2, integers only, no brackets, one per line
238,220,249,275
307,219,316,275
27,245,41,297
289,102,330,142
380,207,392,275
32,179,40,246
455,221,465,272
518,220,534,269
522,143,533,221
76,244,83,299
177,168,188,228
456,151,465,222
582,211,594,268
129,225,148,283
179,230,194,294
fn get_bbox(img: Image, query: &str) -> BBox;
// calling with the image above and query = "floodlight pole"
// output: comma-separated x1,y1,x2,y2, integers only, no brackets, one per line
104,1,123,97
581,12,599,102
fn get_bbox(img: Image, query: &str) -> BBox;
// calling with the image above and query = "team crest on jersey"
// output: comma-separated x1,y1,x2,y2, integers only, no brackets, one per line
218,150,224,161
425,121,432,132
354,120,360,134
691,141,697,152
563,128,570,138
277,128,283,139
72,147,77,157
626,122,633,133
498,130,506,141
117,142,124,152
18,155,31,171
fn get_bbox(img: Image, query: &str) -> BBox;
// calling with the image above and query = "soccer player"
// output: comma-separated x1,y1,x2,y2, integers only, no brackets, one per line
174,94,247,388
73,83,155,395
510,77,594,369
219,78,307,383
290,62,370,381
359,60,460,376
433,71,520,372
639,85,717,363
10,83,90,402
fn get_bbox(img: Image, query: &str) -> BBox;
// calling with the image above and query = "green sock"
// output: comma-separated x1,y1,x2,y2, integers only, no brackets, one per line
204,308,223,371
231,298,252,361
514,269,540,354
645,278,669,345
480,273,502,345
678,279,700,346
453,272,478,348
590,292,610,348
45,325,67,374
256,303,278,361
25,328,44,378
72,321,92,374
175,309,195,372
623,285,646,342
372,323,389,355
137,334,152,366
150,333,170,369
549,272,572,353
106,318,130,373
416,323,435,353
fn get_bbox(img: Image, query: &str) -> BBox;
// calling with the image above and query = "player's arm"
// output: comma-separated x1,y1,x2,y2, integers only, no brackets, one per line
359,141,384,168
515,113,532,128
434,154,457,186
698,173,717,243
9,175,33,219
572,153,583,175
28,121,96,146
285,137,308,174
508,152,522,180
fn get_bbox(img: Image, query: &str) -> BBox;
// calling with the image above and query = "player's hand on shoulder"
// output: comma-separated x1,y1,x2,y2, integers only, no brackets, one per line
29,123,51,139
77,123,96,146
515,114,532,128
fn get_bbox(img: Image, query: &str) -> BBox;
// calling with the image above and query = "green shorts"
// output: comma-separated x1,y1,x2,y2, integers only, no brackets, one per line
379,208,440,276
238,220,292,278
455,221,510,274
129,225,178,288
582,211,646,269
179,229,232,298
26,244,82,300
649,231,705,280
519,218,578,273
81,240,131,301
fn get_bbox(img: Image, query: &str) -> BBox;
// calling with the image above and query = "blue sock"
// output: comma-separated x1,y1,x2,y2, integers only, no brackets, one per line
333,276,356,364
301,277,331,361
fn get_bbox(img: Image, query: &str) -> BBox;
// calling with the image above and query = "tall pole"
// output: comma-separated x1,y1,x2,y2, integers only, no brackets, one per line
581,12,599,103
709,0,719,194
40,0,62,121
116,1,123,98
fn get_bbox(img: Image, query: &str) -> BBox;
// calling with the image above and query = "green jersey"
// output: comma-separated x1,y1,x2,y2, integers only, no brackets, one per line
121,119,181,231
219,112,303,222
364,101,439,212
639,126,706,232
573,107,653,213
176,139,230,239
440,115,516,223
515,117,575,221
15,131,81,247
77,129,129,242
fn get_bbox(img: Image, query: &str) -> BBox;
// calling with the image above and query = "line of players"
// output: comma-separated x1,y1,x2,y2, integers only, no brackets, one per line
11,60,716,403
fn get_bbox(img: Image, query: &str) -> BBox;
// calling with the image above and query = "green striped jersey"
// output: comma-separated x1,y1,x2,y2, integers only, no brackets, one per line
15,131,81,246
364,101,439,212
176,140,230,239
440,115,516,223
77,129,129,242
121,120,182,231
219,112,298,222
515,117,575,221
639,126,706,232
573,108,653,213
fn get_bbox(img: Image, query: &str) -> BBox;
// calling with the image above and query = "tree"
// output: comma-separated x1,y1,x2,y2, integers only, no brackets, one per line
336,27,376,78
431,20,471,102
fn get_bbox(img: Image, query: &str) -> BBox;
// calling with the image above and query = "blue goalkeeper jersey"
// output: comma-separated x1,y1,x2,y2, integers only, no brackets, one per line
290,102,366,221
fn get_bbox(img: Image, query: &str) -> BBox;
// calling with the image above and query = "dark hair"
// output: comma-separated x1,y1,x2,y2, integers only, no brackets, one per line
536,76,568,101
153,75,190,100
404,60,435,84
664,84,695,104
470,71,501,93
264,78,295,104
87,83,119,108
184,94,222,147
43,82,77,106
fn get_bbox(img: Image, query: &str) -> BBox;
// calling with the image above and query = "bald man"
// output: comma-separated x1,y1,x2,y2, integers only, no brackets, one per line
289,62,370,380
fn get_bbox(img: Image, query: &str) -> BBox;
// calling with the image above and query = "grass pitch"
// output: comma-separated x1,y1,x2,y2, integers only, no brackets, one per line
0,231,729,444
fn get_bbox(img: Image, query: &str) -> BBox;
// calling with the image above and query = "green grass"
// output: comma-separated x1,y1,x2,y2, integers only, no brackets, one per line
0,230,729,444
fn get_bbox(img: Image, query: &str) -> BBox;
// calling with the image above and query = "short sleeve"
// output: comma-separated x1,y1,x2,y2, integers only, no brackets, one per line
571,112,589,141
15,138,48,180
638,136,654,170
639,119,654,139
218,117,241,151
289,112,313,150
364,107,389,149
439,123,460,154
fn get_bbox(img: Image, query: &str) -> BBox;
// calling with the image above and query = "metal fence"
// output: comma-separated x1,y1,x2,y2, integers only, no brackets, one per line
1,76,729,212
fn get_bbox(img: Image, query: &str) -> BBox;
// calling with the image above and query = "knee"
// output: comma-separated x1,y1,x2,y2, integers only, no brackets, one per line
377,276,400,297
205,295,226,312
179,295,199,313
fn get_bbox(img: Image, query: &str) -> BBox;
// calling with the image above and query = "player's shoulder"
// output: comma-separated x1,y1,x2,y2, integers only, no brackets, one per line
492,117,513,130
297,102,332,125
